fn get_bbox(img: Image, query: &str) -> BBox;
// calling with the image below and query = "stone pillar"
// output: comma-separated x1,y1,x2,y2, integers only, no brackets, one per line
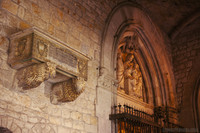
96,67,117,133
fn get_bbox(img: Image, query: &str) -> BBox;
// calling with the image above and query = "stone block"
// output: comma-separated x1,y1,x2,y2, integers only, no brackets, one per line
1,116,7,127
24,10,33,24
33,17,47,30
18,6,25,19
20,114,28,122
14,94,31,108
49,116,61,125
49,108,62,117
22,128,29,133
48,24,55,35
82,114,90,124
6,110,21,119
67,35,81,50
58,126,71,133
1,0,18,15
73,121,84,130
0,100,8,109
84,123,97,133
31,2,41,16
55,29,66,42
71,111,82,120
19,21,31,30
0,108,5,114
62,109,71,118
90,116,97,125
7,117,13,130
63,118,72,128
187,60,193,67
9,104,22,113
28,117,38,123
13,119,24,129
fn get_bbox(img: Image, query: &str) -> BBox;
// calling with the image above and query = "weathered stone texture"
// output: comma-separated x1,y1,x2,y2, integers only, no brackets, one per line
172,25,200,109
0,0,115,132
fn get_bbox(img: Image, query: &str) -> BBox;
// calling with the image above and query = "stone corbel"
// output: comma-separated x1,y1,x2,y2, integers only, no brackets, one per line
8,28,89,103
16,62,56,90
50,77,85,104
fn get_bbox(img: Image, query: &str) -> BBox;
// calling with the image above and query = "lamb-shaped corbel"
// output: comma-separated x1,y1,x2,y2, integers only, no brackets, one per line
16,62,56,90
50,77,86,104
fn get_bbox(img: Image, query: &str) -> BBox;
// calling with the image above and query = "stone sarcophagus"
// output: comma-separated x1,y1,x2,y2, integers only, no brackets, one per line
8,28,89,104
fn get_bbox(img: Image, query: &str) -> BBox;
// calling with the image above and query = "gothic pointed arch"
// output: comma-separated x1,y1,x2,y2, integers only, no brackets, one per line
100,1,177,108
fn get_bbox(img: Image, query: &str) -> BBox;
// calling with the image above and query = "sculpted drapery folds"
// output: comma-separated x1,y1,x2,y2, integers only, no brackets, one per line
116,34,143,99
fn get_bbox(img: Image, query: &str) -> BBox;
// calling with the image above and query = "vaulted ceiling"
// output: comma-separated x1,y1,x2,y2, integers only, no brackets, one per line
134,0,200,36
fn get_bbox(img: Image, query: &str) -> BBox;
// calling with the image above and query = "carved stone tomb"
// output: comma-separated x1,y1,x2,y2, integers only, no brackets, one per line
8,28,89,104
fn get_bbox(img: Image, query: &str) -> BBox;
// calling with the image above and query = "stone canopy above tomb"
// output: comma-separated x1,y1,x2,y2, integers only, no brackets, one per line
7,28,90,104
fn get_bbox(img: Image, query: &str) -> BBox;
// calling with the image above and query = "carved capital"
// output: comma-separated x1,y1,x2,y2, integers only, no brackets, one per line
17,62,56,90
50,77,85,104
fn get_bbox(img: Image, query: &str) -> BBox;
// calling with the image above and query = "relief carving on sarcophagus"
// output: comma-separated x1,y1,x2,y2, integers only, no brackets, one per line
116,32,143,100
8,28,89,104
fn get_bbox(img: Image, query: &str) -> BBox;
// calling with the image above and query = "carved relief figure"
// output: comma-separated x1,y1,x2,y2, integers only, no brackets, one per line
16,39,27,56
116,49,124,90
116,33,143,99
37,40,47,57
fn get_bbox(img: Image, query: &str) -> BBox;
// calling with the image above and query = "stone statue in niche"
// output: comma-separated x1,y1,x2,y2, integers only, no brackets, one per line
116,34,143,99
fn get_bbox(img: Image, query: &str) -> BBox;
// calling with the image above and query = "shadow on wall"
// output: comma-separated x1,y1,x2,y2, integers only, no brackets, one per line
0,127,12,133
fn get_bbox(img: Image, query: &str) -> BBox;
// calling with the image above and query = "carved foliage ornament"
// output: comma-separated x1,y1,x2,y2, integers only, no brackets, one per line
116,33,143,100
8,28,89,103
17,62,56,90
50,77,85,104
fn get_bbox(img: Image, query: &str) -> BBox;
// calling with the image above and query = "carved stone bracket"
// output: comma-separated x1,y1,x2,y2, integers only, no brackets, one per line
17,62,56,90
50,77,85,104
8,28,89,103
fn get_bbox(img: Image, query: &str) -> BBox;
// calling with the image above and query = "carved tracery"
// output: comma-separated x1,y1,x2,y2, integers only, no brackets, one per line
116,33,143,100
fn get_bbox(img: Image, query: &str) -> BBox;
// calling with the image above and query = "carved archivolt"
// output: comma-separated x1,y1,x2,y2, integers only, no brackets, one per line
8,28,89,103
116,33,143,100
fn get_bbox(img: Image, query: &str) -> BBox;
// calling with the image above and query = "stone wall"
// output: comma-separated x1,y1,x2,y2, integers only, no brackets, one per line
172,18,200,110
0,0,122,132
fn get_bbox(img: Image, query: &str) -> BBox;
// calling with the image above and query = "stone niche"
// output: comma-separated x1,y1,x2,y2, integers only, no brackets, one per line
116,32,144,101
8,28,89,104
